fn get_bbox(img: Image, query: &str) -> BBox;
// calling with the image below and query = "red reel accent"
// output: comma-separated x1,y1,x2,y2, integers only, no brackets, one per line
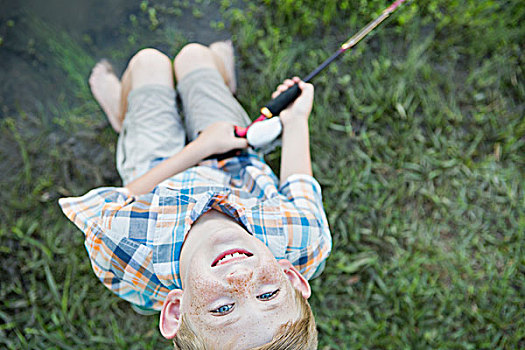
234,115,267,138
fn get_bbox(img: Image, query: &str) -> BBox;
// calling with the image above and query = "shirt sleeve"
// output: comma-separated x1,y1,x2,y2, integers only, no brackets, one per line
279,174,332,279
58,187,169,311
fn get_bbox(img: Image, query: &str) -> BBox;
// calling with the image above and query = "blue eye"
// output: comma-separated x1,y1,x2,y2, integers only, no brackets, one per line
211,304,234,315
257,289,279,301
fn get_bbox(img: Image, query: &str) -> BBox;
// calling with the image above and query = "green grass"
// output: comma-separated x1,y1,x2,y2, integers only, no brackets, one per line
1,0,524,348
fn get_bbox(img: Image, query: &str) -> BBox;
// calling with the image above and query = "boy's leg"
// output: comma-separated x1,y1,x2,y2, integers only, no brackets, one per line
173,43,251,141
90,48,186,185
89,60,122,132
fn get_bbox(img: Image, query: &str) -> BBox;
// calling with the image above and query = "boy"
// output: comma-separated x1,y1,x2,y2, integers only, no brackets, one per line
59,41,331,348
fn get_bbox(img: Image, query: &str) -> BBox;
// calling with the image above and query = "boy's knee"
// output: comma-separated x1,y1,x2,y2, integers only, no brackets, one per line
127,48,174,89
175,43,210,62
130,48,171,71
174,43,215,79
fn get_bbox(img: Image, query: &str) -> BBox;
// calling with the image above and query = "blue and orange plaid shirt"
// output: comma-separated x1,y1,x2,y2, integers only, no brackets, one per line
59,152,331,311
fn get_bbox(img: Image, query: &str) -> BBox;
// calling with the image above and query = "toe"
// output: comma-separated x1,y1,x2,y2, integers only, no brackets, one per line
99,59,115,73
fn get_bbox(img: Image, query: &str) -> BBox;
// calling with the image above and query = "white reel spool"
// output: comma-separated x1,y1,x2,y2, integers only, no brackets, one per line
246,117,283,149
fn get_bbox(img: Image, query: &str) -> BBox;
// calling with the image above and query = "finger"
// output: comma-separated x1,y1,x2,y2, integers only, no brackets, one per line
271,90,280,99
292,76,301,83
283,79,294,87
277,84,288,93
234,137,249,149
299,81,314,94
304,82,314,94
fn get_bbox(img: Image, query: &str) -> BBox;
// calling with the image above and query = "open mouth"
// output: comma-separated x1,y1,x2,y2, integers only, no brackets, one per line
212,249,253,267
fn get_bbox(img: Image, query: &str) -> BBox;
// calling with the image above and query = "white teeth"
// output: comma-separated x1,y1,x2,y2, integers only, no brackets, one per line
219,252,246,264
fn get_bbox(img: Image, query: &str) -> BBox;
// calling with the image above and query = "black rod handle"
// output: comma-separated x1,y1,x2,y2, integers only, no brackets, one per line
264,84,301,116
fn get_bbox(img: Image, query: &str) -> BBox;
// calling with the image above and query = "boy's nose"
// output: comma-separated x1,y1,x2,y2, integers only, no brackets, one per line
226,267,253,284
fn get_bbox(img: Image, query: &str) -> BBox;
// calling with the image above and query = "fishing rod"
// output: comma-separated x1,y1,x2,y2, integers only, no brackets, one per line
234,0,408,149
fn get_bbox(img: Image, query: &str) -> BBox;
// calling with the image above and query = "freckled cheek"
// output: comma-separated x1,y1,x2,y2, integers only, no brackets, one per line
186,273,223,312
258,264,285,284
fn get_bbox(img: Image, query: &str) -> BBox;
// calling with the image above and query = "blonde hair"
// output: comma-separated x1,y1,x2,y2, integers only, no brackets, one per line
173,288,318,349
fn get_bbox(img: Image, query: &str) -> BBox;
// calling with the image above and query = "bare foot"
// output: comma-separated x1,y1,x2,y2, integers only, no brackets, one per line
89,60,123,132
210,40,237,94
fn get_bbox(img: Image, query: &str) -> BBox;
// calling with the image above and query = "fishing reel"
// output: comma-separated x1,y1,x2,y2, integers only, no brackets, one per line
234,83,301,152
239,116,282,150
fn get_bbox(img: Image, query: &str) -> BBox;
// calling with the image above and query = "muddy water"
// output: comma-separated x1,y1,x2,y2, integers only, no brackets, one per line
0,0,128,116
0,0,229,119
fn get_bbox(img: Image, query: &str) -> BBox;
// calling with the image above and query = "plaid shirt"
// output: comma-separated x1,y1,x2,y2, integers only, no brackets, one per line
59,153,331,311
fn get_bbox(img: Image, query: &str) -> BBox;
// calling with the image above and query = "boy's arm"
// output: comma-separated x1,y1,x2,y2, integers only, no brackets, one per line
280,118,312,183
125,122,248,196
274,77,315,183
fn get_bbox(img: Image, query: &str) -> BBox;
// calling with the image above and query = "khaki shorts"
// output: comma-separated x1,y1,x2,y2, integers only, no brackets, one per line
116,68,251,184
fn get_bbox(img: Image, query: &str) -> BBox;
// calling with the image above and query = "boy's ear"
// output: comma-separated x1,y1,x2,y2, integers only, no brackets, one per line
159,289,183,339
278,259,311,299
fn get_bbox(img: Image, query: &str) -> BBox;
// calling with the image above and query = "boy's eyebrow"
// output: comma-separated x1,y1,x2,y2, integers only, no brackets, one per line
263,302,281,311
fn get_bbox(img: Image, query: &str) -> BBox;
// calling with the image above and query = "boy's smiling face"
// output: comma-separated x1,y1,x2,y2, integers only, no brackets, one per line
159,210,311,348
